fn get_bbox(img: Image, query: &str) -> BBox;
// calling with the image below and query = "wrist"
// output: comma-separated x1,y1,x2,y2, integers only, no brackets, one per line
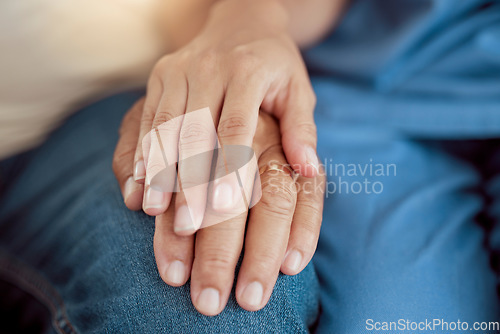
208,0,290,35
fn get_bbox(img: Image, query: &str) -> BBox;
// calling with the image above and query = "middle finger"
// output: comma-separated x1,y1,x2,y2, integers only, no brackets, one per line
174,67,223,234
190,212,246,316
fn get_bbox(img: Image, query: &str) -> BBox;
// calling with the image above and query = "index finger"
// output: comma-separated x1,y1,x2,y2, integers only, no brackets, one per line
211,76,264,213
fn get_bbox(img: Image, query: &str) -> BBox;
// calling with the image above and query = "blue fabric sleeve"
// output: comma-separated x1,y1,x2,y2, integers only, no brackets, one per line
304,0,500,138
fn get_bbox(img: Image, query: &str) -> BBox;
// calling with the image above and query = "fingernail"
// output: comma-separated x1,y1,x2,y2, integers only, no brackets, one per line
283,249,303,273
197,288,220,315
124,177,136,202
241,281,263,308
174,205,196,233
144,187,165,210
165,260,185,285
212,182,234,211
305,147,319,175
134,160,146,181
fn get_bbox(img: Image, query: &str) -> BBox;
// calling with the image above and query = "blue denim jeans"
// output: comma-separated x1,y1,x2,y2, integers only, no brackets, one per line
0,92,319,333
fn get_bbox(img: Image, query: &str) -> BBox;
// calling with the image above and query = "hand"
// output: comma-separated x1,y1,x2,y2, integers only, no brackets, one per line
134,0,319,230
113,98,325,315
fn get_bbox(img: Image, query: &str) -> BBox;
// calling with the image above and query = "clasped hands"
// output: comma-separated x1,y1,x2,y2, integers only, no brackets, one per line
112,0,325,316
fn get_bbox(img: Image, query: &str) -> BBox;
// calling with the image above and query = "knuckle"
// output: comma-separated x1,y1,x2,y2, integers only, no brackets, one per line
300,219,320,239
194,50,218,75
153,55,173,74
218,114,253,141
147,160,166,171
259,179,297,215
200,249,237,272
151,56,184,86
248,251,281,273
146,164,167,180
299,121,317,137
151,110,178,128
141,103,157,124
296,199,322,223
284,121,317,140
257,249,282,267
140,116,155,135
146,152,167,171
295,213,320,240
179,122,213,147
231,48,263,77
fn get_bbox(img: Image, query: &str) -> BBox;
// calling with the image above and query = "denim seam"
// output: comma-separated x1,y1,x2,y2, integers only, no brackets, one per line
0,250,78,334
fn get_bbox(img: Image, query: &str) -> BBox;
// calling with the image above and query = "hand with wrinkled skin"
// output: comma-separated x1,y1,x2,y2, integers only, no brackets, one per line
113,98,325,316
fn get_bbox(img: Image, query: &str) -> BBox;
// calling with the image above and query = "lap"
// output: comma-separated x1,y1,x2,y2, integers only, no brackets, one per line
3,89,499,333
0,92,319,333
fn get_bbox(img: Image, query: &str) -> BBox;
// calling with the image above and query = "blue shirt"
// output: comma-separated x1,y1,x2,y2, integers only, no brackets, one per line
304,0,500,138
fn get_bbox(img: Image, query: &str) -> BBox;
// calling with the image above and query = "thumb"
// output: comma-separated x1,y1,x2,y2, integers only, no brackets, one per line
112,98,146,210
279,83,319,178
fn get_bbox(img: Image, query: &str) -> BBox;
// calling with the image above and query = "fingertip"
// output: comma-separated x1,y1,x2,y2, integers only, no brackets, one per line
124,192,144,211
283,143,319,178
143,187,169,216
304,146,320,177
143,207,169,216
237,281,266,312
193,287,222,316
173,205,199,236
133,160,146,182
124,177,144,211
280,249,305,276
160,260,189,287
